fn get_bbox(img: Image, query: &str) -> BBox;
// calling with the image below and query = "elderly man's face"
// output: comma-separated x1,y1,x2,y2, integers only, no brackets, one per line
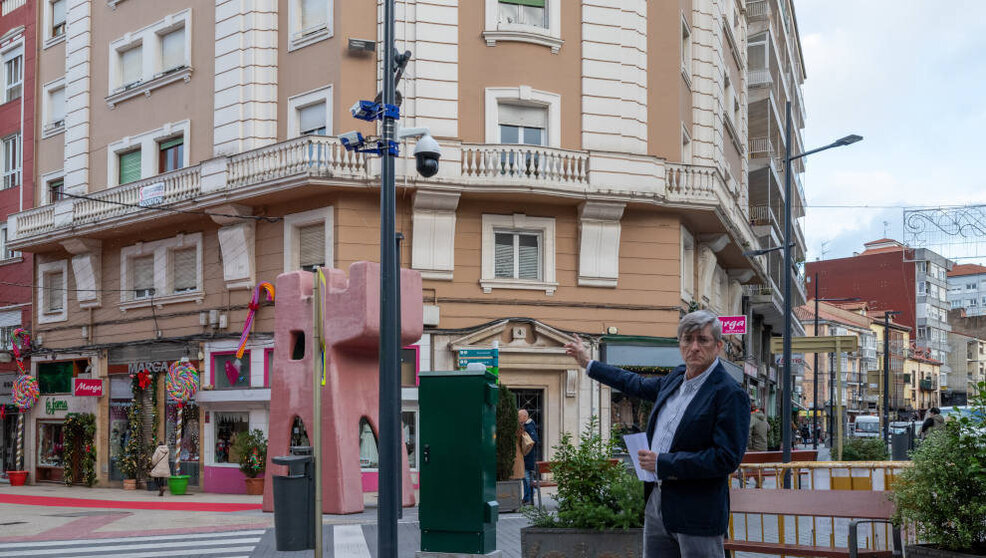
518,410,529,423
679,324,724,376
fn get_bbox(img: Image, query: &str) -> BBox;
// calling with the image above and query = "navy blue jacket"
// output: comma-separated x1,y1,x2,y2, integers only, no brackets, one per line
522,420,539,470
588,360,750,536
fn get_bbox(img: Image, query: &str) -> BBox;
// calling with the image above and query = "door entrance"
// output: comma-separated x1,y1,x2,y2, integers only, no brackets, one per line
512,388,544,462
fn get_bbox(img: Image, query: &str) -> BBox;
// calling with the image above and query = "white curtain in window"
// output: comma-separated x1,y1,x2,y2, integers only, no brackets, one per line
161,28,185,71
517,234,540,280
299,223,325,269
49,87,65,124
133,256,154,292
301,0,328,31
298,102,326,134
494,233,513,278
172,248,196,292
120,46,142,85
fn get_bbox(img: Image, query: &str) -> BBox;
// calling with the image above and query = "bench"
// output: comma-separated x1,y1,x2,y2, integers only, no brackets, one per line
725,488,902,557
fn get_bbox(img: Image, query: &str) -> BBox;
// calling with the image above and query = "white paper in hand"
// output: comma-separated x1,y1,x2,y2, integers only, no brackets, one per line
623,433,657,482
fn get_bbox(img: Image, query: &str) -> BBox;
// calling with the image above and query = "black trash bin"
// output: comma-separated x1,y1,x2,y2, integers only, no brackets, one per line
272,446,315,551
891,432,910,461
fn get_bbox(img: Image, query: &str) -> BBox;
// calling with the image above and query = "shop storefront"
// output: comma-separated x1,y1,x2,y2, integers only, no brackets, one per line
197,339,271,494
31,358,97,483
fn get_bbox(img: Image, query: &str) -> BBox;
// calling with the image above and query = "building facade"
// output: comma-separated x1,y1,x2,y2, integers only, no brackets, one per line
946,331,986,406
947,263,986,318
0,0,37,475
5,0,809,490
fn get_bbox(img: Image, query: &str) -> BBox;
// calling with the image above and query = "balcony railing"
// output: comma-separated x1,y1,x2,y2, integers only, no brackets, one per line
748,68,772,88
746,0,769,20
919,379,935,392
748,204,778,227
749,136,773,159
73,168,201,226
1,0,26,16
460,144,589,188
227,135,369,188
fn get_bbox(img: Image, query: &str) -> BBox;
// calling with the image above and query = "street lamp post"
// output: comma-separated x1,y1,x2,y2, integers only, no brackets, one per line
882,310,902,444
781,100,860,484
808,275,859,450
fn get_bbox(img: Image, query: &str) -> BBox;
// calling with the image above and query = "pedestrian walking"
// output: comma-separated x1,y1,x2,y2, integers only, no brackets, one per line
149,443,170,496
518,409,540,505
919,407,944,439
748,403,768,452
564,310,749,558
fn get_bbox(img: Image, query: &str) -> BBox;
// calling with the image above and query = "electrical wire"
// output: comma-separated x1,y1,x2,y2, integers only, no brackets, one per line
60,192,282,223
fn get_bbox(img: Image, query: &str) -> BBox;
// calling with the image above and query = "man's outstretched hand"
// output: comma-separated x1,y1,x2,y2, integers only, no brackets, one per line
564,333,591,369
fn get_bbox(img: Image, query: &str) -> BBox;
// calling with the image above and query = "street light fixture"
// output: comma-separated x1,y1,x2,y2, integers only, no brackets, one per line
743,242,795,258
781,101,861,485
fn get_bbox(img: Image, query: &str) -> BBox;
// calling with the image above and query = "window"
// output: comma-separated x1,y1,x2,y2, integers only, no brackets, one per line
494,231,540,280
160,27,186,73
171,247,196,293
283,207,333,273
2,134,19,189
0,310,18,350
485,87,561,148
290,0,332,50
3,49,22,103
481,214,556,294
681,226,695,300
214,412,249,464
916,261,927,273
118,149,141,185
118,45,143,89
38,260,68,323
917,281,926,295
51,0,66,37
1,222,19,260
498,0,546,28
681,16,692,82
968,283,977,290
43,270,64,312
298,223,325,272
288,86,332,138
212,352,251,390
46,175,64,204
401,347,418,387
681,124,692,163
498,104,546,146
483,0,561,52
45,82,67,134
158,137,183,173
132,256,155,299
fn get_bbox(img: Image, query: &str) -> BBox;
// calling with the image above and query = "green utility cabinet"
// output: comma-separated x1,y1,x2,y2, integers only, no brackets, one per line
419,369,499,554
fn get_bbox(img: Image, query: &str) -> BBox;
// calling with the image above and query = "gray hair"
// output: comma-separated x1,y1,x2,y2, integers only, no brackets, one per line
677,310,722,342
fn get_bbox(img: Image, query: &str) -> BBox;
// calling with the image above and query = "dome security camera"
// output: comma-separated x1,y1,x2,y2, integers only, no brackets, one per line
413,134,441,178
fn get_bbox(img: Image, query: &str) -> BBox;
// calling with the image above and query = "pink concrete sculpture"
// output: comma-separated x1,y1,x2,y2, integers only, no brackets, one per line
262,262,423,514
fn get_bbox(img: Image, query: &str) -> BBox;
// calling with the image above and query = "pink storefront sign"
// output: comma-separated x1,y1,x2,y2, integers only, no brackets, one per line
73,378,104,397
720,316,747,335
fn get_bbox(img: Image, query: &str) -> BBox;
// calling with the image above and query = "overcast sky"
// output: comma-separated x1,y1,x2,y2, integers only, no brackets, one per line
795,1,986,265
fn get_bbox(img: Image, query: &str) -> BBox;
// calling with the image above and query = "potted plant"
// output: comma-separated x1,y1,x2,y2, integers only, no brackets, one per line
521,417,644,558
233,429,268,495
892,380,986,557
496,385,523,512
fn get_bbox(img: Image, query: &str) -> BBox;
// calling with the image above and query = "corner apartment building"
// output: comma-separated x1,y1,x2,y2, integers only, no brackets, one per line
0,0,37,474
948,263,986,317
806,238,954,403
946,331,986,405
5,0,804,490
903,346,940,414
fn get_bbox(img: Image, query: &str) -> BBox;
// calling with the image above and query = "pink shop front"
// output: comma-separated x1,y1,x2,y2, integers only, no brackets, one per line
197,342,272,494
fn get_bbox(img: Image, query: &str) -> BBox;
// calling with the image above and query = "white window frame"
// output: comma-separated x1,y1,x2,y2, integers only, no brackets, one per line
1,43,23,104
1,221,22,262
119,233,204,310
106,9,192,108
283,207,334,273
681,225,695,301
483,0,562,53
288,0,333,52
681,123,692,163
681,14,692,88
0,310,20,351
481,213,556,295
485,87,560,148
43,0,67,49
1,133,20,190
287,85,333,138
41,169,65,205
42,77,67,138
38,259,69,324
107,120,190,186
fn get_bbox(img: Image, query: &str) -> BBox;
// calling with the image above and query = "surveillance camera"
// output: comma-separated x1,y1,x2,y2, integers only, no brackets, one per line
339,131,364,151
413,134,441,178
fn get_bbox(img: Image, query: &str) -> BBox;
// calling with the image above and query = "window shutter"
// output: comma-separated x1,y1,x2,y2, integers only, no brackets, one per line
499,0,545,6
161,28,185,71
298,223,325,269
120,46,142,86
301,0,328,31
517,234,540,280
45,272,63,312
160,137,183,150
52,0,66,28
133,256,154,296
50,87,65,124
172,248,197,292
499,104,547,129
119,149,141,184
298,102,326,135
494,233,514,278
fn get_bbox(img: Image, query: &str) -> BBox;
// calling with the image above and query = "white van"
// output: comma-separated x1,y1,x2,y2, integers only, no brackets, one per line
852,415,880,438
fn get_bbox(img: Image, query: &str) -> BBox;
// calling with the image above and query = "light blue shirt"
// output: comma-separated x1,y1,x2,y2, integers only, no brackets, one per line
650,358,719,459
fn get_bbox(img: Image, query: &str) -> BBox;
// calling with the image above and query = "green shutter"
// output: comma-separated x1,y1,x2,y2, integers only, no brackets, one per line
119,149,141,184
499,0,545,6
160,137,183,150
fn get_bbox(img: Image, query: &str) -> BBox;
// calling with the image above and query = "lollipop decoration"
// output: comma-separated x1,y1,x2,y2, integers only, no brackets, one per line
12,374,39,471
10,328,31,373
166,360,199,476
235,282,275,360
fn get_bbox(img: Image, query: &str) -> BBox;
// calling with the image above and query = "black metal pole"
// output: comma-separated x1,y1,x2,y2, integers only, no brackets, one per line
395,232,403,520
812,273,819,450
781,100,793,486
828,351,834,449
379,0,399,554
883,313,890,444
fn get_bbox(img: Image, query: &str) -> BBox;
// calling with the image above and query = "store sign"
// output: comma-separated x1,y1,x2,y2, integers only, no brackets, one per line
45,399,69,415
139,182,165,207
73,378,103,397
719,316,747,335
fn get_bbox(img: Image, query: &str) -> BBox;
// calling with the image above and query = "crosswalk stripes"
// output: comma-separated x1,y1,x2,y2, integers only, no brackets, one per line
0,528,265,558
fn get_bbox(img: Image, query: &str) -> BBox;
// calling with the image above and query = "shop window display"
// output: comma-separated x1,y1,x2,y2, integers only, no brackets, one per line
359,417,378,468
37,421,65,482
214,412,249,464
166,401,200,484
108,400,131,481
213,352,251,390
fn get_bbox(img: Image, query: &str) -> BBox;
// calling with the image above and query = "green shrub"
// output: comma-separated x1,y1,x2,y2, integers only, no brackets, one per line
523,417,644,530
839,436,889,461
892,380,986,553
496,385,518,482
767,416,782,450
232,429,267,478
